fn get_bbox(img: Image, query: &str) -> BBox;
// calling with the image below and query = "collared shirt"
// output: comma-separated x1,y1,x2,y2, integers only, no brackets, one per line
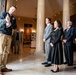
47,23,51,26
67,26,71,32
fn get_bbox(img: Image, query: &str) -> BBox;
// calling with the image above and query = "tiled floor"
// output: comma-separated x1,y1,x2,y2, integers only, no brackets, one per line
3,44,76,75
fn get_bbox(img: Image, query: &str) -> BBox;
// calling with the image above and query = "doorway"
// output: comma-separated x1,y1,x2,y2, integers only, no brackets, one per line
23,24,32,45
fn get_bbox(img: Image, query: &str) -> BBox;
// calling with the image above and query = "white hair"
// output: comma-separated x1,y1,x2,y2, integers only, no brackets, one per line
67,21,72,25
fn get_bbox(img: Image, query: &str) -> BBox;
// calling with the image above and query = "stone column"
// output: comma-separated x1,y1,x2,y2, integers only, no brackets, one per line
63,0,70,62
63,0,70,29
36,0,45,54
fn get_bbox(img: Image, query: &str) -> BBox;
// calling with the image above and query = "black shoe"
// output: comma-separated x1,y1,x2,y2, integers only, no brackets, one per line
42,62,48,65
45,64,51,67
51,69,59,73
51,68,59,73
63,62,67,64
68,64,73,66
74,67,76,69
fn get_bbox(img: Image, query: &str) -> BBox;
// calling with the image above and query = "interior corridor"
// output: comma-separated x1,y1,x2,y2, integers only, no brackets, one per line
4,44,76,75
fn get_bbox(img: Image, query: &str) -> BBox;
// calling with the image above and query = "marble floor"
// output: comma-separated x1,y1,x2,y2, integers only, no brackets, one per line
3,44,76,75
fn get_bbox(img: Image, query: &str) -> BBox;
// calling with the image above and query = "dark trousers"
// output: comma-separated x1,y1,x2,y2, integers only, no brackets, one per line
14,41,20,54
64,45,73,65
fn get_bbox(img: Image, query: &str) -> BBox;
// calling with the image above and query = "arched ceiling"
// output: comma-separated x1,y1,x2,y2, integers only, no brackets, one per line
13,0,76,18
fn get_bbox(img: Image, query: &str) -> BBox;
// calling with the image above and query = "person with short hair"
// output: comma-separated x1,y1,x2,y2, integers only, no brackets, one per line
0,6,17,75
63,21,74,66
42,18,53,67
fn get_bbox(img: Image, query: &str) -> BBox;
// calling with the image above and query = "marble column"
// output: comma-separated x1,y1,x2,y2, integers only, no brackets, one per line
63,0,70,29
36,0,45,54
63,0,70,62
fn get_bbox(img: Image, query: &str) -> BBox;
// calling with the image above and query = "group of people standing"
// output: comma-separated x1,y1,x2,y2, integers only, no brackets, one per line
0,5,76,75
42,18,76,73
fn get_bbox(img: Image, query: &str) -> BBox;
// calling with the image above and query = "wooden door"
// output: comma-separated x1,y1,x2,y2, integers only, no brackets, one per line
23,27,32,44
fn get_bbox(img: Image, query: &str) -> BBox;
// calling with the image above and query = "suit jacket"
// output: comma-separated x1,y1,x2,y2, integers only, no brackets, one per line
63,27,74,46
50,28,63,45
43,24,53,44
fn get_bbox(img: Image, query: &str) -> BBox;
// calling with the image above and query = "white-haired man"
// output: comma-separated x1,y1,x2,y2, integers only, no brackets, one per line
63,21,74,66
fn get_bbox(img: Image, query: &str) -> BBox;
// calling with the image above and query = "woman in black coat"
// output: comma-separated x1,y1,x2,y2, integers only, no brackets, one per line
50,20,63,73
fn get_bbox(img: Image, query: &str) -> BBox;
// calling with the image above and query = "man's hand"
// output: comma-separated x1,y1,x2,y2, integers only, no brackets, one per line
50,43,54,47
5,14,10,23
63,39,67,43
6,22,11,27
43,39,46,42
5,14,12,27
74,38,76,44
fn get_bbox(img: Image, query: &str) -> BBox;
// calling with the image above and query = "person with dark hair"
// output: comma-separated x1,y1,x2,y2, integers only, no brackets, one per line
0,6,17,74
42,18,53,67
14,28,20,54
50,20,63,73
63,21,74,66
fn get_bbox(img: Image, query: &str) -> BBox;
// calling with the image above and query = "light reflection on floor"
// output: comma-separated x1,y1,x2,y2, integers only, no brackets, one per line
4,44,76,75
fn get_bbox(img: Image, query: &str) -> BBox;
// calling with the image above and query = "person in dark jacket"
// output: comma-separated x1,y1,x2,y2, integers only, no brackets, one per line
14,28,20,54
50,20,63,73
0,6,17,74
63,21,74,66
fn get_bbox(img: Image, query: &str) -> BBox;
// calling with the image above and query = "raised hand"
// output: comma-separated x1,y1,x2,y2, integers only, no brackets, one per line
5,14,10,23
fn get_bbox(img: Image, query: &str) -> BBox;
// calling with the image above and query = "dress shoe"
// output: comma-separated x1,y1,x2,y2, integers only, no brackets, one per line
44,64,51,67
68,64,73,66
42,62,48,65
51,68,59,73
1,68,12,72
63,62,67,64
74,67,76,69
0,71,3,75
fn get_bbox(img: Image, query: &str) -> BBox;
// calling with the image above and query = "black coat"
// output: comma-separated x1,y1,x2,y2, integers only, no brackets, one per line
63,27,74,46
50,28,63,64
63,27,74,65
